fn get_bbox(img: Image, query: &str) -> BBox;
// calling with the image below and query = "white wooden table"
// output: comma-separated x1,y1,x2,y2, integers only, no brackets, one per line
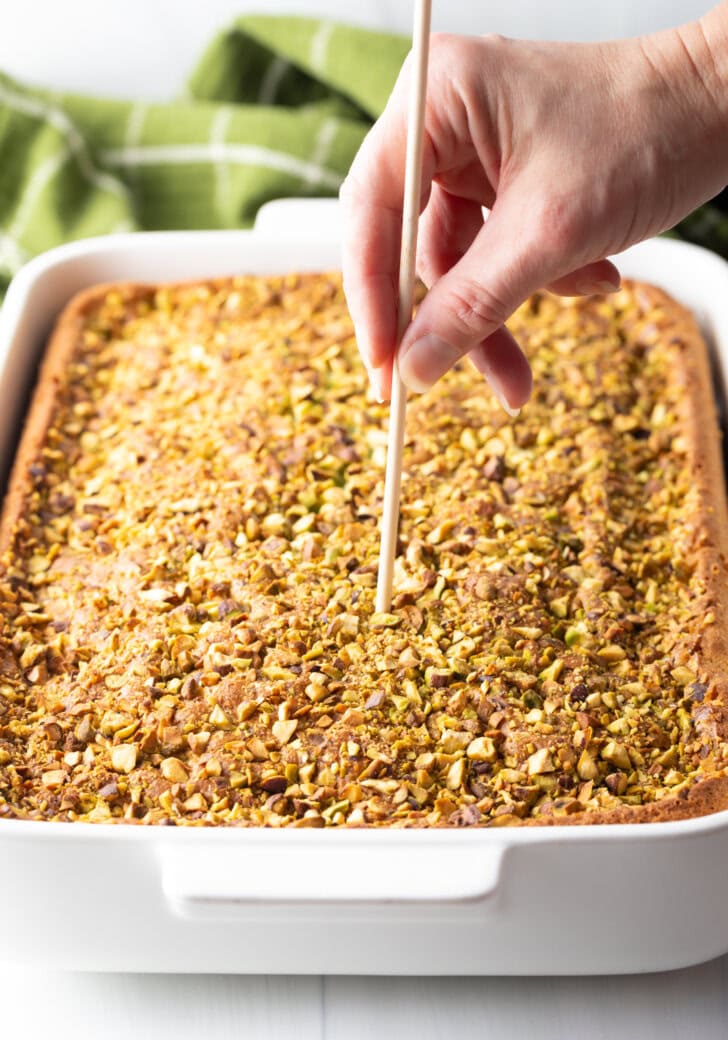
4,958,728,1038
2,2,726,1036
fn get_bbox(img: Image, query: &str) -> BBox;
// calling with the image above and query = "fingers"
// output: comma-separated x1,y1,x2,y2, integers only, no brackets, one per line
546,259,621,296
411,212,618,409
468,326,533,414
341,31,624,412
340,66,435,381
364,186,483,404
400,320,533,412
416,188,534,414
339,144,401,382
417,184,484,287
398,200,548,403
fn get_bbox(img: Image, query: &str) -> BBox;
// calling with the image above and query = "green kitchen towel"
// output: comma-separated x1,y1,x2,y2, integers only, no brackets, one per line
0,17,408,300
0,13,724,302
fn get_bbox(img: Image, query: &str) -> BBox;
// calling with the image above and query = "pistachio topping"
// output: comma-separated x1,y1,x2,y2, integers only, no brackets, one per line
0,274,724,827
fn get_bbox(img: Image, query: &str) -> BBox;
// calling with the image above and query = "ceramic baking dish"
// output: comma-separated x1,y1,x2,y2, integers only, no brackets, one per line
1,198,728,975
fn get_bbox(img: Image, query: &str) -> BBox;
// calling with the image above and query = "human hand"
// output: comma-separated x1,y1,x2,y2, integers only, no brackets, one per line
340,5,728,409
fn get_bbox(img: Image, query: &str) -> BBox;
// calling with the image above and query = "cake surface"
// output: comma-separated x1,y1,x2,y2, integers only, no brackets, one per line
1,272,728,827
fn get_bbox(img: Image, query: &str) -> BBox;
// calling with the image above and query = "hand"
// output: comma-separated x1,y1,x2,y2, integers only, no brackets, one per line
340,5,728,409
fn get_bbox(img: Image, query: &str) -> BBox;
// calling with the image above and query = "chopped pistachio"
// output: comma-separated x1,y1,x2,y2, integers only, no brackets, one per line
41,769,66,788
161,757,189,783
527,747,556,775
0,275,717,830
209,704,232,729
446,758,466,790
272,719,298,745
110,744,138,774
601,741,631,770
370,612,401,629
577,749,600,781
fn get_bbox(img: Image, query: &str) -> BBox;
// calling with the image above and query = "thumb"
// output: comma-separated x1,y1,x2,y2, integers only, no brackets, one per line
399,197,575,406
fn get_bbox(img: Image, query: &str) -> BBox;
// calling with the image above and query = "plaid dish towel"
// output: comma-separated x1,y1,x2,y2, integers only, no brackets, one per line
0,13,725,301
0,16,408,299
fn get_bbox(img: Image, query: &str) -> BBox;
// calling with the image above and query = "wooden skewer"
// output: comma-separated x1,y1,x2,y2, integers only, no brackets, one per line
375,0,432,615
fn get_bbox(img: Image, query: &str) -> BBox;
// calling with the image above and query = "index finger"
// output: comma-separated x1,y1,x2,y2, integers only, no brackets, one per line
339,66,435,377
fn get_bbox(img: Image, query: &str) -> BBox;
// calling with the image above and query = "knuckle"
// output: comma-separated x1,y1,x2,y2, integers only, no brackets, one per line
396,49,414,88
428,32,456,58
445,278,507,339
428,32,475,73
338,174,356,205
338,161,370,207
536,194,582,256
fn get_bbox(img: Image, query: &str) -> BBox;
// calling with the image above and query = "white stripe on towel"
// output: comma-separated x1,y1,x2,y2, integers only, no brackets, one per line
258,56,290,105
0,81,131,204
101,143,344,191
309,21,335,74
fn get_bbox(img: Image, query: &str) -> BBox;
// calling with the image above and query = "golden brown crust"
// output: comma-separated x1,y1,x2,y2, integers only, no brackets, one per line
0,283,152,557
536,282,728,828
1,274,727,827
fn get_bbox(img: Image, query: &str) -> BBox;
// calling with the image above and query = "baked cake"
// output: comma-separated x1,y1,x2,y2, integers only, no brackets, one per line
1,273,727,826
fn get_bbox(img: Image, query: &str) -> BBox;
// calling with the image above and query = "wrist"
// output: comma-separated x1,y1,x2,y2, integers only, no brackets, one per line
696,3,728,126
686,3,728,128
698,4,728,81
632,5,728,210
643,6,728,148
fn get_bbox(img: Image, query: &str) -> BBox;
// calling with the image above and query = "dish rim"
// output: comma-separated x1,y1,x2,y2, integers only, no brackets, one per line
2,206,728,842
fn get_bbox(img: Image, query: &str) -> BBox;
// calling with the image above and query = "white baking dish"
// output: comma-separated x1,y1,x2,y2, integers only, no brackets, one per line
1,198,728,975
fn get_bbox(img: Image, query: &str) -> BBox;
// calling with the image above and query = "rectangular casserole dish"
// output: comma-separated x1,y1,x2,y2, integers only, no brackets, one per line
1,198,728,974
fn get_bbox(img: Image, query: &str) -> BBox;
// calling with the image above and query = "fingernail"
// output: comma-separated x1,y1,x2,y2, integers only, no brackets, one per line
579,278,621,295
364,362,386,403
477,364,522,417
489,380,520,418
399,333,460,394
371,376,386,404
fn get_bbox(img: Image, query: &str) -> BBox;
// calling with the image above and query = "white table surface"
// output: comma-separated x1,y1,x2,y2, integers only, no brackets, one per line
3,958,728,1039
2,1,727,1036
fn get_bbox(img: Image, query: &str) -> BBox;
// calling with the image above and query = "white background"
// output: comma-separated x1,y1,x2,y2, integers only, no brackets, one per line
0,0,715,100
3,1,727,1038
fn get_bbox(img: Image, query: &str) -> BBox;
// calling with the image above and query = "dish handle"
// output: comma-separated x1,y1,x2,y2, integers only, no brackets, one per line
253,197,341,239
160,841,506,918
